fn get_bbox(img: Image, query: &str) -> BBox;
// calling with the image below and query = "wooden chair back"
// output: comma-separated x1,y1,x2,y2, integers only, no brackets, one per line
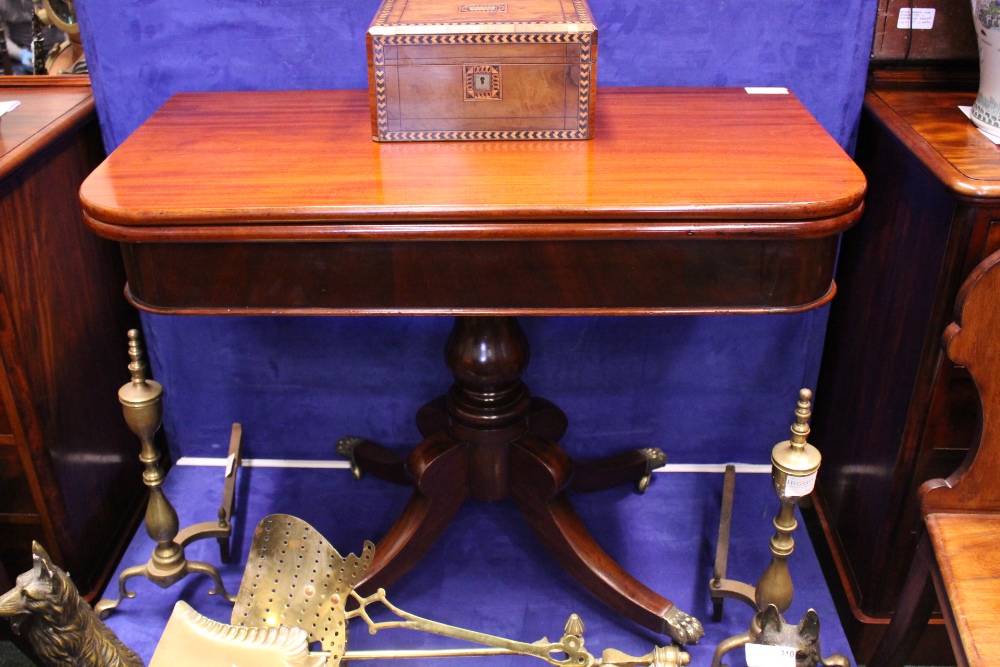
921,247,1000,515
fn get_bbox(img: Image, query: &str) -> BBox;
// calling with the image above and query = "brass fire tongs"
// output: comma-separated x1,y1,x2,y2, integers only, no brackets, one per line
231,515,690,667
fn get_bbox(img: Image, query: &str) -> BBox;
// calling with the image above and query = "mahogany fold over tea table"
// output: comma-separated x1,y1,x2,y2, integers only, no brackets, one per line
80,88,866,645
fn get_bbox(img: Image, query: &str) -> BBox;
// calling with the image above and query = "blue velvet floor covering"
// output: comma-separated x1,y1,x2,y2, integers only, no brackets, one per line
101,464,854,666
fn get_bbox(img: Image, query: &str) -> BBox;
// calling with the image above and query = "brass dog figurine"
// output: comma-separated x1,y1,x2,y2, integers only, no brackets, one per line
0,542,143,667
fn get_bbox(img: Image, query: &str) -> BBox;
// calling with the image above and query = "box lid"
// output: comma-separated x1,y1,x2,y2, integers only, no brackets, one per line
369,0,595,35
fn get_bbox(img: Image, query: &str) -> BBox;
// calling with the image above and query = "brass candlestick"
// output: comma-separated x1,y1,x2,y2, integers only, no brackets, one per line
96,329,243,618
709,389,848,667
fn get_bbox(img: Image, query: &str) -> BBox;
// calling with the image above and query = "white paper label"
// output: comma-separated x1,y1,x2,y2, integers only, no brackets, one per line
784,471,817,496
745,87,789,95
745,643,796,667
225,453,236,477
897,7,936,29
0,100,20,116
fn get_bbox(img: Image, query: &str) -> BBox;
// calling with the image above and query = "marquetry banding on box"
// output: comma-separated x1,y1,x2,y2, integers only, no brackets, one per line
368,0,597,141
372,0,590,27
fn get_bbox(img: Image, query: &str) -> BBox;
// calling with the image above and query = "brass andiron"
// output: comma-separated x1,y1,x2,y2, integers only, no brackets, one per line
708,389,849,667
95,329,243,618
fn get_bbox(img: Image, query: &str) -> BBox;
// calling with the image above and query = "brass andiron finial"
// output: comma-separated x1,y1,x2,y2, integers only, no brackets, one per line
708,389,849,667
95,329,243,618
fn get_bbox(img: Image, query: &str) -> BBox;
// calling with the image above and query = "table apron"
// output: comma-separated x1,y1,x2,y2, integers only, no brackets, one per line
120,236,839,315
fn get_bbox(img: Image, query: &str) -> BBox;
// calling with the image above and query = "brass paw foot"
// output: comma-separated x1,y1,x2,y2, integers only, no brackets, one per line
637,447,666,494
662,606,704,646
336,436,365,480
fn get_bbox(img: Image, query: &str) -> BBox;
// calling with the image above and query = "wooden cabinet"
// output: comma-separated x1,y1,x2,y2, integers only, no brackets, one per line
0,79,142,600
809,87,1000,664
870,0,977,62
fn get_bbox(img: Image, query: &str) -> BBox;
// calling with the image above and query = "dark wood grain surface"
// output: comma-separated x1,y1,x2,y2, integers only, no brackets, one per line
920,245,1000,666
80,88,866,315
866,90,1000,200
0,85,93,180
809,87,1000,664
925,246,1000,515
869,247,1000,667
925,515,1000,666
0,81,143,597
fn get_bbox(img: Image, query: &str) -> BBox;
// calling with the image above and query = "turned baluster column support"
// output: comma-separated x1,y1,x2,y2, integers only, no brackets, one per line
754,388,819,615
122,331,184,573
445,316,532,502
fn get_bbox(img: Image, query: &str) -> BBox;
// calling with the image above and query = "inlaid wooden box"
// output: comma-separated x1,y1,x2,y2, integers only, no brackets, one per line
367,0,597,141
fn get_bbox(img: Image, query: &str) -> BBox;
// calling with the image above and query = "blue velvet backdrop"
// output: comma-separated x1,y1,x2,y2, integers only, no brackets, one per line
74,0,878,465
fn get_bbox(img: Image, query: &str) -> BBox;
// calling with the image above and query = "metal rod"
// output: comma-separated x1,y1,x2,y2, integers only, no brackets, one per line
710,464,737,621
712,464,736,584
344,647,519,660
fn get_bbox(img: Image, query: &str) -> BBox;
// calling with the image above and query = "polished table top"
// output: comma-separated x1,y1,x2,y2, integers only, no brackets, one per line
80,88,866,315
0,80,93,180
865,89,1000,203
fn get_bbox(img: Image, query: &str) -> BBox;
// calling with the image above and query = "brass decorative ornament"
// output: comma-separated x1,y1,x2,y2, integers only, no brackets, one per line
0,542,143,667
95,329,244,618
335,435,366,480
755,604,838,667
637,447,667,493
148,514,691,667
152,600,324,667
708,389,850,667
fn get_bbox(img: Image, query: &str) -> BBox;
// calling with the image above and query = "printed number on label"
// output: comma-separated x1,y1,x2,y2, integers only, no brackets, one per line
745,643,796,667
